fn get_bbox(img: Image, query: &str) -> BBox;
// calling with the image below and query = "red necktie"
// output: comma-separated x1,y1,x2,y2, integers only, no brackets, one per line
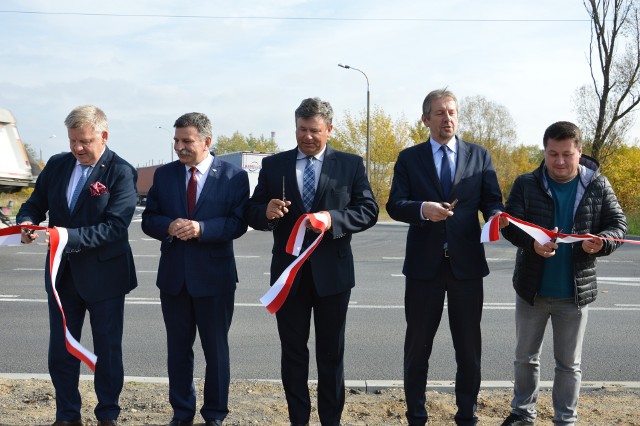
187,166,197,217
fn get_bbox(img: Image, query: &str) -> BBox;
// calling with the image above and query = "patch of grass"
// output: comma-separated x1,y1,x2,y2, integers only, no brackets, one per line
0,190,32,216
626,212,640,236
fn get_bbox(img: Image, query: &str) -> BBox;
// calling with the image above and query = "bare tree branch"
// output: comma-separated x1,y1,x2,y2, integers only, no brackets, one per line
580,0,640,160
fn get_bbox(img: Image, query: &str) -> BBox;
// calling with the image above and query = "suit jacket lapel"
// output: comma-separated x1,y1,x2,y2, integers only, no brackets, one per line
176,162,188,217
418,142,445,199
286,149,304,214
194,156,220,216
313,145,336,211
451,138,469,197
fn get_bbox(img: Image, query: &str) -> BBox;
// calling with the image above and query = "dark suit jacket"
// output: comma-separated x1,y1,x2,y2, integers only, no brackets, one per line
17,146,138,302
245,146,379,297
141,156,249,297
386,138,503,281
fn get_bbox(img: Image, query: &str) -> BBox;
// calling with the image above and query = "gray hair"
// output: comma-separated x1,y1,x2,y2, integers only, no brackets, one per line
543,121,583,149
64,105,108,133
422,89,458,117
295,97,334,126
174,112,212,140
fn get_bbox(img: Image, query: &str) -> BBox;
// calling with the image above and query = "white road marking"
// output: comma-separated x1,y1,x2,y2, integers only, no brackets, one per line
599,277,640,287
0,298,638,310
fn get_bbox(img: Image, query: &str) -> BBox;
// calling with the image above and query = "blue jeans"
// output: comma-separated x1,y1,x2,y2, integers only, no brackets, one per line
511,296,588,425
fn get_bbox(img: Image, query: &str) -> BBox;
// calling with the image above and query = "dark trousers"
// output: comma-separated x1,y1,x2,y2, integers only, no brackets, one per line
160,287,234,422
275,264,351,426
404,257,483,426
47,267,125,421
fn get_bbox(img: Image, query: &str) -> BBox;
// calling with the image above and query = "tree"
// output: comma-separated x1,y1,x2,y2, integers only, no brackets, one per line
213,131,279,155
600,143,640,213
458,95,518,152
331,106,412,205
408,118,429,145
578,0,640,162
456,95,531,197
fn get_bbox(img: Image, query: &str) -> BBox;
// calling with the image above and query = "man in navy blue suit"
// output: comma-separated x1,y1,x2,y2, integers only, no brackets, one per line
142,112,249,426
18,105,138,426
387,89,504,426
246,97,378,426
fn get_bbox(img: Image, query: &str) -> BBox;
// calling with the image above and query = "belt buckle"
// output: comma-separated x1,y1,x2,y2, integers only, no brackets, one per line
444,248,449,258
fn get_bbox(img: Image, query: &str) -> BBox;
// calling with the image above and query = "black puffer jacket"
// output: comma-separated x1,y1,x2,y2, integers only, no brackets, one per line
502,155,627,306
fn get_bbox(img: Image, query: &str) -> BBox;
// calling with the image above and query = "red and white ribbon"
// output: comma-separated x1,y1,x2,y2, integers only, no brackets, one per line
0,225,97,371
260,213,329,314
482,212,640,246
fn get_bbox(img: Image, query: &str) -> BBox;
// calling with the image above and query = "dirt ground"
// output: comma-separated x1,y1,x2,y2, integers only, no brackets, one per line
0,379,638,425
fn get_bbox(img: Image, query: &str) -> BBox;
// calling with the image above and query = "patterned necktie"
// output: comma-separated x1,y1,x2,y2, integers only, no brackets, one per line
187,166,197,217
302,156,316,212
439,145,452,199
69,165,90,211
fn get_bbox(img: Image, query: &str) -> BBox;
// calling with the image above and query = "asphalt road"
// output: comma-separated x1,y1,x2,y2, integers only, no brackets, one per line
1,211,639,382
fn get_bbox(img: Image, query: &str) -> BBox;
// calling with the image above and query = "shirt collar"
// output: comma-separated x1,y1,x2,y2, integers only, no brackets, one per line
430,137,457,155
74,147,106,168
185,152,213,175
296,145,327,161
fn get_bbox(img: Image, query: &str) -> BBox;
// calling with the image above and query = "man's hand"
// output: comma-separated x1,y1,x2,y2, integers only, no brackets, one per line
582,234,603,255
19,221,38,244
168,218,201,241
306,211,331,233
495,213,509,229
266,199,291,221
534,227,559,258
422,201,454,222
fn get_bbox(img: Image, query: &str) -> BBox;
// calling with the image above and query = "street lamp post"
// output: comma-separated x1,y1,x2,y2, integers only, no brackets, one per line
338,63,370,177
42,134,56,163
156,126,174,162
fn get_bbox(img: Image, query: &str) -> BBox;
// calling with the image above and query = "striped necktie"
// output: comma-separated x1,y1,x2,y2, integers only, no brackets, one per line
69,165,91,211
302,156,315,212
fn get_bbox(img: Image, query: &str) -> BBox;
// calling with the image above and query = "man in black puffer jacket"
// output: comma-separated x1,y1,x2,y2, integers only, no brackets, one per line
499,121,627,426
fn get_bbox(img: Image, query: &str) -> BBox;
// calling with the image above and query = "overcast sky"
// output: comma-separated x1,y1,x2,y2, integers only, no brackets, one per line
2,1,638,167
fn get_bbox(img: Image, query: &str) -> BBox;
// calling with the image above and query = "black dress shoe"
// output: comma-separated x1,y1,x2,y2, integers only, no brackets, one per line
98,421,118,426
501,413,534,426
205,420,223,426
167,420,194,426
52,420,83,426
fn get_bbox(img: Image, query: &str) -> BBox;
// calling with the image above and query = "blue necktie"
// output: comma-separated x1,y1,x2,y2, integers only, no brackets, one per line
69,165,91,211
439,145,452,199
302,156,315,212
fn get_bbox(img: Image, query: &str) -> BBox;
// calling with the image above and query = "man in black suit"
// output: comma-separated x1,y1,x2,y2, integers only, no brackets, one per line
246,97,378,426
386,89,504,426
142,112,249,426
18,105,138,426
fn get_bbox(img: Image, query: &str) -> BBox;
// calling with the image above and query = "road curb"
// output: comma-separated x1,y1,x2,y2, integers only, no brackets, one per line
1,374,639,393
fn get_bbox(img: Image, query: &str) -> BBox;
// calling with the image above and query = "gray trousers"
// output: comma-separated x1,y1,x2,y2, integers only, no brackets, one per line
510,295,589,425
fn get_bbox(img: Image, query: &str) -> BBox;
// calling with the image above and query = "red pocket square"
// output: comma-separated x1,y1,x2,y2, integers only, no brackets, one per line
89,181,108,196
